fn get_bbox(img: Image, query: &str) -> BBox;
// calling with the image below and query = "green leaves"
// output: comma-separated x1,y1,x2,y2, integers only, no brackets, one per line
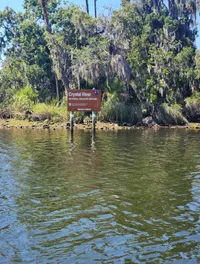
0,0,199,119
12,86,38,112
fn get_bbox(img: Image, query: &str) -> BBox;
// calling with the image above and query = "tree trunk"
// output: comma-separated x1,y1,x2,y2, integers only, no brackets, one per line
85,0,89,14
38,0,51,33
38,0,70,90
55,75,59,101
94,0,97,18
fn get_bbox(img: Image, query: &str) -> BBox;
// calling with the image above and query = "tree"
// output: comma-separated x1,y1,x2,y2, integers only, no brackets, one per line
121,0,130,7
37,0,70,95
0,0,199,125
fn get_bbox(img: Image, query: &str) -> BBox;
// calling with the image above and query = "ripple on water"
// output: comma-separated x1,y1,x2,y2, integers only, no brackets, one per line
0,129,200,263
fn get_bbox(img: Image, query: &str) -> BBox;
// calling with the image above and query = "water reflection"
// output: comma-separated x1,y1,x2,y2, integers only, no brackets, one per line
91,132,96,153
69,130,75,154
0,128,200,263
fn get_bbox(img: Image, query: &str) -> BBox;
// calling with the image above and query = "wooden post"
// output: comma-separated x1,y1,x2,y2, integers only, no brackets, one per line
92,111,96,133
70,111,74,132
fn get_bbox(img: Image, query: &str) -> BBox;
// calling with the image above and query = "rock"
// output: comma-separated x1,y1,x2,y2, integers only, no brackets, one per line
75,116,84,124
142,116,153,126
30,115,40,122
1,113,8,119
136,122,142,126
43,124,49,129
24,110,32,119
25,110,32,115
123,122,127,126
0,110,11,119
152,124,160,130
141,116,159,128
83,117,91,125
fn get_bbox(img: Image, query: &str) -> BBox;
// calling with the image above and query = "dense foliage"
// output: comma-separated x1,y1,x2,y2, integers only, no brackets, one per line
0,0,200,124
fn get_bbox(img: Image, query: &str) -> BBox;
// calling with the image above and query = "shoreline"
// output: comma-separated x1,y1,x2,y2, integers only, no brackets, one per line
0,119,200,131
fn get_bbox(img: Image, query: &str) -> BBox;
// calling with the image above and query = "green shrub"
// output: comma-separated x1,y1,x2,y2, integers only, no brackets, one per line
33,99,68,122
12,86,37,113
99,93,142,124
0,107,13,119
183,92,200,122
154,103,187,125
11,86,38,118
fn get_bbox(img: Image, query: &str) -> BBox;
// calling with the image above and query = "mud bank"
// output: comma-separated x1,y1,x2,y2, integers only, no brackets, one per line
0,119,197,131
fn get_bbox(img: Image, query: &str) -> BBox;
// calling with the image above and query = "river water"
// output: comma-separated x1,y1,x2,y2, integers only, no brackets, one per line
0,128,200,263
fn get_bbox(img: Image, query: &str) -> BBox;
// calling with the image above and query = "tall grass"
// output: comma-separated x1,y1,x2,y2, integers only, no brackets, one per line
2,86,190,125
183,91,200,122
99,94,142,124
11,86,37,119
10,86,68,122
154,103,187,125
33,99,68,122
12,86,37,112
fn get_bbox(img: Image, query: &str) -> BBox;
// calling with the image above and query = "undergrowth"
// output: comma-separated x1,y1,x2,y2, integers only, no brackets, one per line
183,91,200,122
99,93,142,124
154,103,187,125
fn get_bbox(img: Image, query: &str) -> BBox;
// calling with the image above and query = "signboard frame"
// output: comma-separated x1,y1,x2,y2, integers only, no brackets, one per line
67,89,102,112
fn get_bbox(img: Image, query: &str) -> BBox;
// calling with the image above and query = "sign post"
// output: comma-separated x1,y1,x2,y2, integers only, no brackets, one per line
67,89,102,133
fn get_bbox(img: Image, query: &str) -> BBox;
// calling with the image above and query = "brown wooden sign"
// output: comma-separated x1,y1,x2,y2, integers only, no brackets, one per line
67,89,102,112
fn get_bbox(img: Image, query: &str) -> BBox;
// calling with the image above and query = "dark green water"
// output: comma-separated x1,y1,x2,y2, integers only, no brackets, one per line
0,128,200,263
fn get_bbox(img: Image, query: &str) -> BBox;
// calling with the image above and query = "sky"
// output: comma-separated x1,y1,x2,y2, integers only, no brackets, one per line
0,0,200,48
0,0,121,13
